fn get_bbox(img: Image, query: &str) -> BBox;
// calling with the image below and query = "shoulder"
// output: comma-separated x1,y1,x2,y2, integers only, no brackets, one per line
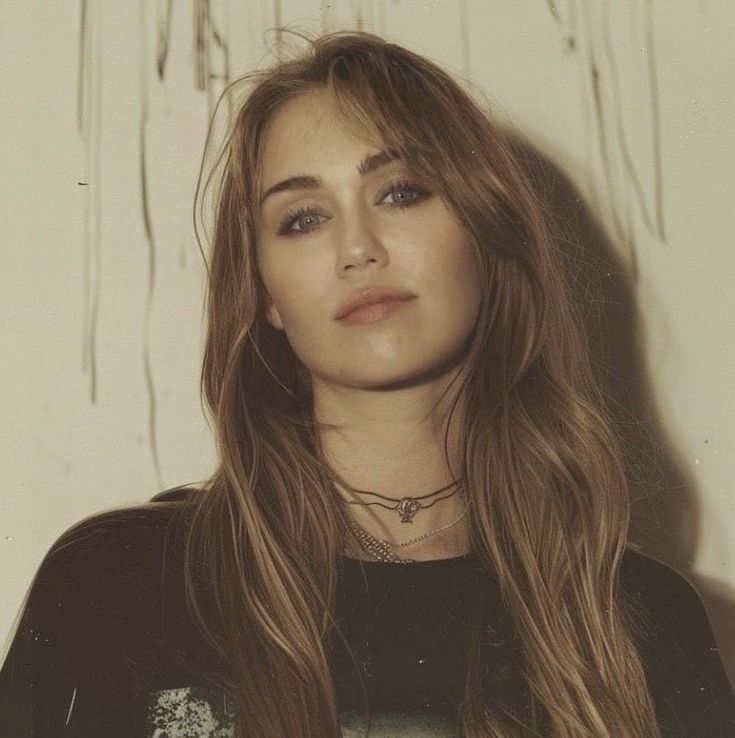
618,545,719,656
618,546,714,639
620,545,696,592
34,484,200,586
4,485,203,668
619,546,735,735
0,487,205,730
619,546,701,610
17,485,203,637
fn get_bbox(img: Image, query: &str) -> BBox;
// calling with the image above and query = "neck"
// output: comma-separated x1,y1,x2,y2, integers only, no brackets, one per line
311,366,472,559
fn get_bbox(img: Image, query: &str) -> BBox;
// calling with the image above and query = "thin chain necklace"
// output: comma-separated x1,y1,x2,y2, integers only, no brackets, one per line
338,476,463,524
344,502,471,563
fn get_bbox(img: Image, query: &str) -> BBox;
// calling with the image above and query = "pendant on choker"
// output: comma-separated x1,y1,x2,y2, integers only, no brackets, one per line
397,497,421,523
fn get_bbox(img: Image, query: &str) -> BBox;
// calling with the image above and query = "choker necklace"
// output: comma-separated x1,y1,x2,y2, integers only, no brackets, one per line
338,477,463,524
344,502,471,563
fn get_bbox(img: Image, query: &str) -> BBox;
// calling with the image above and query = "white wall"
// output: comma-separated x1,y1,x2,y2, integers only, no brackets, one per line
2,0,734,678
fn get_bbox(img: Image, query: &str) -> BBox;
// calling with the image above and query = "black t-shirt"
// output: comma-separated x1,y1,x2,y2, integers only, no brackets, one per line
1,487,734,737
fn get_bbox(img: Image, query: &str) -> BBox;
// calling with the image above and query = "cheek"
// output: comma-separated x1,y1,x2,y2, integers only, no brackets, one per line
260,247,315,318
446,263,482,330
263,265,328,337
423,224,480,296
436,231,483,332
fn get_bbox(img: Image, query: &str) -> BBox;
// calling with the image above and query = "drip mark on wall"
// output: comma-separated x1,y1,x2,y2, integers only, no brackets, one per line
580,2,627,255
156,0,174,80
644,0,666,241
587,46,630,257
136,0,234,483
139,0,163,487
546,0,561,22
601,0,655,237
459,0,470,76
355,0,364,32
70,1,673,485
76,0,87,130
78,0,102,403
210,0,233,122
547,0,669,277
194,0,208,91
273,0,283,55
194,0,233,119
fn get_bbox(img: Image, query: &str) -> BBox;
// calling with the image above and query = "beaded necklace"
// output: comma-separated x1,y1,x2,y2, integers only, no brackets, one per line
344,502,471,563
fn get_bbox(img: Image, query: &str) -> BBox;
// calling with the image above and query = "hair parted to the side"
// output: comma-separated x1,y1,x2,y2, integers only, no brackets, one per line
185,30,661,737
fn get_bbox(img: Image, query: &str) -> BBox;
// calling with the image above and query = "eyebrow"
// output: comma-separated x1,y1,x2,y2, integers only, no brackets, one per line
260,148,401,206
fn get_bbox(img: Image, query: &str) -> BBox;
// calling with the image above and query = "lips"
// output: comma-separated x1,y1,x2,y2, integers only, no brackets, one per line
335,286,416,320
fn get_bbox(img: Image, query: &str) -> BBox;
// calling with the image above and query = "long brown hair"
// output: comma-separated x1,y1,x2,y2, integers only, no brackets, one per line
185,30,661,736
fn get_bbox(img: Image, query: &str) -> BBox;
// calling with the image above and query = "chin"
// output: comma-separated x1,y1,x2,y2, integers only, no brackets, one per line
315,352,467,392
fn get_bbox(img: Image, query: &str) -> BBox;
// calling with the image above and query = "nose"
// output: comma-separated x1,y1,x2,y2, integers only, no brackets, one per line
335,205,388,276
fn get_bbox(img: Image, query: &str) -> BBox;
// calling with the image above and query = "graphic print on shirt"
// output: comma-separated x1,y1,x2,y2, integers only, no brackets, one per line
148,687,234,737
147,688,460,737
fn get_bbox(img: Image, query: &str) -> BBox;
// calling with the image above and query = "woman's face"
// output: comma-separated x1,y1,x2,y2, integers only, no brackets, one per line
256,89,483,390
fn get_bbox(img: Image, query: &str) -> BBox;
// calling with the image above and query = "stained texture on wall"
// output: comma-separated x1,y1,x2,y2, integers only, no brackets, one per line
74,1,672,478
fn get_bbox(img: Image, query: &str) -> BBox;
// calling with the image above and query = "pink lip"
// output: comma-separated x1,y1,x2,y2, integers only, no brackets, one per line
339,298,413,325
335,287,416,321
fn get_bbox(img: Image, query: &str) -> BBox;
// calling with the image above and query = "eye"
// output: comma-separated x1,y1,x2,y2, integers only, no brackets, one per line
277,206,328,236
378,179,430,208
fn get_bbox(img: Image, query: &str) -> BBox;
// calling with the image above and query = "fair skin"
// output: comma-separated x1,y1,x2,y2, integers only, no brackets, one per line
256,90,483,559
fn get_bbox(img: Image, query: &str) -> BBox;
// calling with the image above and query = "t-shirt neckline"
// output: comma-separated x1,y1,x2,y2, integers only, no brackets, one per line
338,550,478,566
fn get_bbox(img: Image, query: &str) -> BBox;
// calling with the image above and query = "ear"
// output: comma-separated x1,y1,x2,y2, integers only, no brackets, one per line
265,299,284,330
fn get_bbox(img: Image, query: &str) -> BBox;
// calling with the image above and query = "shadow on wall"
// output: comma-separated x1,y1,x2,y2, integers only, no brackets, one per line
508,132,735,690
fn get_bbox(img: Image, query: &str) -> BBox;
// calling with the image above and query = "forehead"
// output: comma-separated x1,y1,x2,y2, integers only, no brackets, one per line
260,89,383,178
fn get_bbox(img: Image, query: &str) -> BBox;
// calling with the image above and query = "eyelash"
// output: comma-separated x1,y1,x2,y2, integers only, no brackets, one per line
276,179,430,236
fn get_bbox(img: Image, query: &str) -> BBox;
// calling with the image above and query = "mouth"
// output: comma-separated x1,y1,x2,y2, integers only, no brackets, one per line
335,286,416,321
337,297,414,325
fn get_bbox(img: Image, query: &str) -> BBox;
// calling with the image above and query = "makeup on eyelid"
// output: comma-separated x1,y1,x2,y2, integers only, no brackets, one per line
275,179,431,236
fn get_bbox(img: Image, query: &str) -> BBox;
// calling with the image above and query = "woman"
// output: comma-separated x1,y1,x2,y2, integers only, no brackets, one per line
1,31,733,737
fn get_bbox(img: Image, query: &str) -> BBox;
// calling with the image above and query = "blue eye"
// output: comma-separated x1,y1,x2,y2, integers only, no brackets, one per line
379,180,429,207
275,180,430,237
277,206,327,236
